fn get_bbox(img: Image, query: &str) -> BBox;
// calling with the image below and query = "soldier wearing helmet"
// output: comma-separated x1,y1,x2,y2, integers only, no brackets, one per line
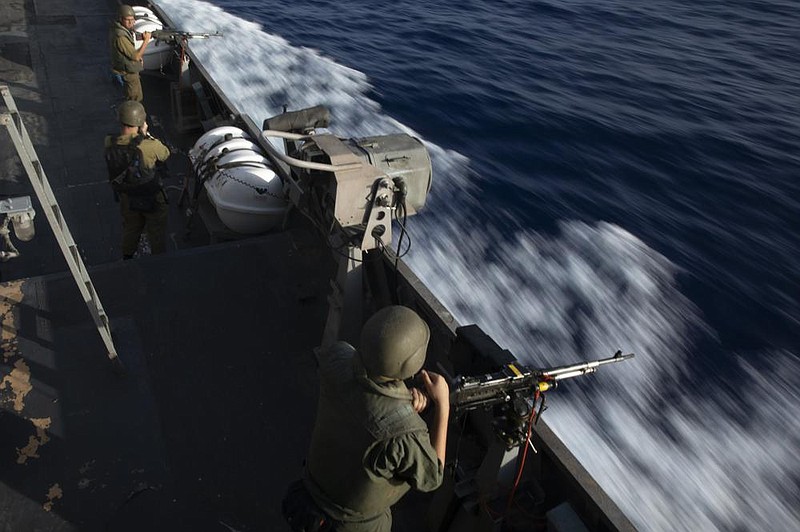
285,306,450,532
104,101,170,259
109,4,152,102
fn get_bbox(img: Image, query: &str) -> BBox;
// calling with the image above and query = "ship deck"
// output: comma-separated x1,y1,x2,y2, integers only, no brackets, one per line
1,233,334,532
1,0,354,530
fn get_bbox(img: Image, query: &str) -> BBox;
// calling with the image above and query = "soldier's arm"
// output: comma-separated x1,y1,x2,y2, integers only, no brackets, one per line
154,140,170,162
115,33,150,63
139,139,171,167
420,370,449,467
371,432,444,493
140,124,170,162
134,32,152,62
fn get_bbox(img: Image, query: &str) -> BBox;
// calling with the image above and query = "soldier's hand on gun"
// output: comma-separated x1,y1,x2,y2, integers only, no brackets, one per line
421,370,449,409
142,31,152,44
410,387,428,413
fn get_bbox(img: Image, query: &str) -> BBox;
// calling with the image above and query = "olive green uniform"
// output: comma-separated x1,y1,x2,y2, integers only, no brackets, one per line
104,133,170,256
305,342,443,531
109,21,143,102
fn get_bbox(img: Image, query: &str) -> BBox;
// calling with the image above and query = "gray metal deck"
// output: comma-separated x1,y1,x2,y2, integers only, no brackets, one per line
1,232,333,531
0,1,332,530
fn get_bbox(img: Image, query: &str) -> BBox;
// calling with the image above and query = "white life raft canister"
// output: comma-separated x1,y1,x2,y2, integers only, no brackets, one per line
189,126,288,234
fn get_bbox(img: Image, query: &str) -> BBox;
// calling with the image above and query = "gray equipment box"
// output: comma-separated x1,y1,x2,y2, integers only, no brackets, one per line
344,134,432,215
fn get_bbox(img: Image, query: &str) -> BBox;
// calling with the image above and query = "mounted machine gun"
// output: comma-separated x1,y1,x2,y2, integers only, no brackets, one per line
452,348,634,448
424,324,636,531
151,29,223,44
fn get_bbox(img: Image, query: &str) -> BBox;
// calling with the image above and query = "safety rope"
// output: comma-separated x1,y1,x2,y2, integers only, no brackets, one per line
211,165,284,198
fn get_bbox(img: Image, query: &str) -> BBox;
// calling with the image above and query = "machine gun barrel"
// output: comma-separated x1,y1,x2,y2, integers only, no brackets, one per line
151,29,223,43
451,350,634,414
540,350,634,380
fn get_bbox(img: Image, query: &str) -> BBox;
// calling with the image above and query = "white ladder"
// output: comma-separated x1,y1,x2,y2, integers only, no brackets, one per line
0,85,124,372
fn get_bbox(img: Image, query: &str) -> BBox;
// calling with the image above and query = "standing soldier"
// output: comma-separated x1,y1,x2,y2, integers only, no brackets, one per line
109,4,151,102
104,101,170,259
284,305,450,532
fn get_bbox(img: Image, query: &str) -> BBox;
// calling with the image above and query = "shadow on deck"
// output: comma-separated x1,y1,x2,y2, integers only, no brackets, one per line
1,229,334,532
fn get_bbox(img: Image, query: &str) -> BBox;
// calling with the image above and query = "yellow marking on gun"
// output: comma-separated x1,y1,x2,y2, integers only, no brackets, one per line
508,364,523,377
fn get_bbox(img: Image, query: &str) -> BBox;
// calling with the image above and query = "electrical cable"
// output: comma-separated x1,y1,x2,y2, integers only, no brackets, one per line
504,391,539,517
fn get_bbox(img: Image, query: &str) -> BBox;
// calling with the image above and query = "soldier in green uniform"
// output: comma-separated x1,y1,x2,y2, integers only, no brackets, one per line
288,306,450,532
104,101,170,259
109,4,152,102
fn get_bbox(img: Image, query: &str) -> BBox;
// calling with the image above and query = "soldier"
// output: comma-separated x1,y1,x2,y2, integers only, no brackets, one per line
104,101,170,259
284,306,450,532
109,4,151,102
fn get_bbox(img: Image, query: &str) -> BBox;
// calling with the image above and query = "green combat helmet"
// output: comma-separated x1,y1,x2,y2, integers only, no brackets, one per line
359,306,430,382
118,100,146,127
118,4,135,18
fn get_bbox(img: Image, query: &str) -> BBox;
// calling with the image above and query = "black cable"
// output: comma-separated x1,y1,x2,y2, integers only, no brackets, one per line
391,198,411,301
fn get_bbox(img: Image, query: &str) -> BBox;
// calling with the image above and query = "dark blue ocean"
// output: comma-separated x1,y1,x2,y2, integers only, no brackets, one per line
159,0,800,529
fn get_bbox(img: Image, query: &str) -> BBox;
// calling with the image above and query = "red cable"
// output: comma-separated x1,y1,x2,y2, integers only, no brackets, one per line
504,390,539,516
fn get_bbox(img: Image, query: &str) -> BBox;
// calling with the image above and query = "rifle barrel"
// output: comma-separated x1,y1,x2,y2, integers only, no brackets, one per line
540,351,634,380
152,30,223,41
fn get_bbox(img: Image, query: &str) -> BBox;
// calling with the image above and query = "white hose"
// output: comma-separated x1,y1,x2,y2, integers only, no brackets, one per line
260,130,363,173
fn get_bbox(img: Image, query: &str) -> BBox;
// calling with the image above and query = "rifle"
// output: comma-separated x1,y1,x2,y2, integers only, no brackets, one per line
151,29,223,44
450,350,634,447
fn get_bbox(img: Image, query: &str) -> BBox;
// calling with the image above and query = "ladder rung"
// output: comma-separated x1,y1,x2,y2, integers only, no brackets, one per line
50,204,63,230
84,281,95,300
